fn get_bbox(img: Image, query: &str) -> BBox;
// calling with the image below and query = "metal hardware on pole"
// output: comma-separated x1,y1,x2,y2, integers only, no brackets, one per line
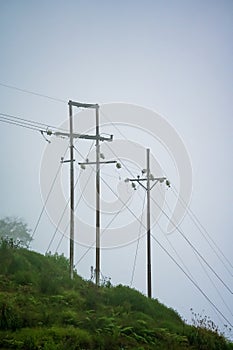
127,148,168,298
62,101,115,284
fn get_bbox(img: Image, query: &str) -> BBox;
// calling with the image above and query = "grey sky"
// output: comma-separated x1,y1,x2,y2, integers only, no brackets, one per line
0,0,232,335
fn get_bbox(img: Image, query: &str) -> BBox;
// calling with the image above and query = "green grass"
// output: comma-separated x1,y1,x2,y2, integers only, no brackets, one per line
0,240,232,349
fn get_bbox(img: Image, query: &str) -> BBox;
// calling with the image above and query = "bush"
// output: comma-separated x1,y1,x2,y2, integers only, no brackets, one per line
0,300,22,331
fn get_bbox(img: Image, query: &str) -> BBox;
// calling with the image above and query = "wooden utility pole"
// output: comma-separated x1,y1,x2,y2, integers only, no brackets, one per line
60,101,114,281
68,100,75,279
127,148,168,298
146,148,152,298
95,105,101,286
78,110,118,285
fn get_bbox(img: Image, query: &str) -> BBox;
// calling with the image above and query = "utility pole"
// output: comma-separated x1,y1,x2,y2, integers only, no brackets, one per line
146,148,152,298
126,148,169,298
95,105,100,286
58,101,114,281
68,101,74,280
78,149,120,285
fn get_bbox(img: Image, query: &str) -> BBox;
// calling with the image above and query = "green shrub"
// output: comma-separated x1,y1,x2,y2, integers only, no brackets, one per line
0,303,21,331
60,310,79,326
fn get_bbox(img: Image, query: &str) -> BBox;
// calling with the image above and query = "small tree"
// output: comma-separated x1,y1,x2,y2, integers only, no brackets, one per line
0,217,32,247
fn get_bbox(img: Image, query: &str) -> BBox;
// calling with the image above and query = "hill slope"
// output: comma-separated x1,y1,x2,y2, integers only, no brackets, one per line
0,240,232,350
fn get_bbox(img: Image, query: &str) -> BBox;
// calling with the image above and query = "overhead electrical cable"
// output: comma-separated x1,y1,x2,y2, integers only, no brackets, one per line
64,140,233,329
130,190,146,287
100,108,232,275
195,249,233,318
155,187,233,319
74,200,128,267
0,112,69,134
73,147,137,267
51,141,96,253
155,187,197,281
74,139,233,327
150,195,233,295
100,109,233,293
4,99,230,327
0,116,44,132
151,234,233,328
134,185,197,289
32,144,69,242
0,81,66,103
170,186,233,275
91,135,233,295
53,167,94,254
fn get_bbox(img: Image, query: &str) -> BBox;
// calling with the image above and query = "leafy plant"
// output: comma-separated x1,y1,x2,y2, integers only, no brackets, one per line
0,246,232,349
0,217,32,247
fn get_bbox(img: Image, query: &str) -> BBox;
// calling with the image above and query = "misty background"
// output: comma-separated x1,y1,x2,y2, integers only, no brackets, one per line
0,0,232,335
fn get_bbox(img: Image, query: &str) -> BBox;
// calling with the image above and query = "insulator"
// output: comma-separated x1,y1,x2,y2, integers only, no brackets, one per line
81,164,86,170
116,162,121,169
166,180,171,187
150,174,155,181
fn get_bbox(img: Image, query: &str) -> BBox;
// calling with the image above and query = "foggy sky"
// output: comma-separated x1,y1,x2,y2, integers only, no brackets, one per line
0,0,232,335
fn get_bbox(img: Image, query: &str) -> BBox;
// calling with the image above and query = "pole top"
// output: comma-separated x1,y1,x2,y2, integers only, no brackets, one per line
68,100,98,109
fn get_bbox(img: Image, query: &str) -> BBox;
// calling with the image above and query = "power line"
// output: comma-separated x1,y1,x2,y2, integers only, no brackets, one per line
7,101,229,327
46,197,70,254
155,187,233,320
74,199,132,267
195,248,233,318
5,103,222,284
75,146,233,326
53,167,95,254
100,108,233,277
108,111,233,276
151,234,233,328
100,109,233,291
0,103,231,282
155,187,197,281
79,151,233,325
0,82,66,103
0,116,44,132
91,135,233,331
73,147,136,268
171,186,233,274
130,191,146,287
100,138,233,296
0,112,52,128
102,140,233,294
47,141,96,254
73,146,188,276
68,138,233,328
150,195,233,295
0,112,69,134
137,184,195,282
32,144,69,242
86,135,233,295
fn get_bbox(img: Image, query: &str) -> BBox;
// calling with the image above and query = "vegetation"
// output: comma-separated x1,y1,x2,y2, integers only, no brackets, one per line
0,239,232,349
0,217,32,247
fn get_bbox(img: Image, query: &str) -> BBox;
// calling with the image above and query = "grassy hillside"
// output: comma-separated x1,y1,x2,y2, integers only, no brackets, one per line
0,239,232,350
